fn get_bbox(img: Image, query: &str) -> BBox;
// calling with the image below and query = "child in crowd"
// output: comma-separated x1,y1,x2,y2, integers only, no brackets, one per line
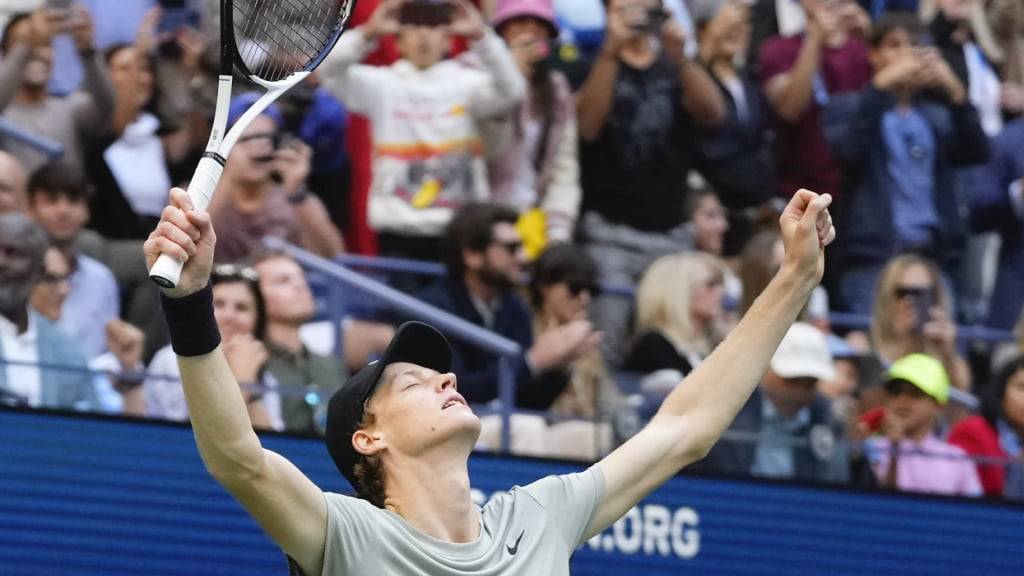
866,353,983,497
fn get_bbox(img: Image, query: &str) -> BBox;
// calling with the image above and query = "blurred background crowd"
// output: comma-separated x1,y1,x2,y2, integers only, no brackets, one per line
0,0,1023,502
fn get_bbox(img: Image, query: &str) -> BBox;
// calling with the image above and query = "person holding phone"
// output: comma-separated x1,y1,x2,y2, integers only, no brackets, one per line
319,0,525,267
0,5,114,175
865,253,972,393
482,0,582,256
574,0,727,366
206,94,344,264
823,12,988,333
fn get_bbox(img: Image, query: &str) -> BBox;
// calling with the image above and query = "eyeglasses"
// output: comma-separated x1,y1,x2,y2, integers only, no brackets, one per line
490,239,523,255
212,263,259,283
40,271,71,284
894,286,933,300
567,281,600,298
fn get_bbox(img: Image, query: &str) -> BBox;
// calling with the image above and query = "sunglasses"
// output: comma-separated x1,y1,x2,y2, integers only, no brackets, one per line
490,239,523,255
213,263,260,283
894,286,933,300
567,281,600,298
40,271,71,284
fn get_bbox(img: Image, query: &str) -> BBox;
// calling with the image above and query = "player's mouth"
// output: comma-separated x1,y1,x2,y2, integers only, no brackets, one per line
441,394,467,410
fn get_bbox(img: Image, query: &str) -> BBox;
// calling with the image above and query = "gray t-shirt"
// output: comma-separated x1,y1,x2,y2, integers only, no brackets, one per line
289,467,604,575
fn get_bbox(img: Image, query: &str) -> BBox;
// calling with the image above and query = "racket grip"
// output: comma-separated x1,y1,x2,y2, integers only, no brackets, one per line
149,156,224,289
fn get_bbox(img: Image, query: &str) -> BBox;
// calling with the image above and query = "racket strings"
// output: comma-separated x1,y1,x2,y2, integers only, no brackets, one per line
233,0,349,82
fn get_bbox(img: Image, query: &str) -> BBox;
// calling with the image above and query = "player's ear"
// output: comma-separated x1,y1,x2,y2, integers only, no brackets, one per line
352,428,385,457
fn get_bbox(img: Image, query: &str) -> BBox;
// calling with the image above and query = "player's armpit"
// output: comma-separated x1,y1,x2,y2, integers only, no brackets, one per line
583,414,703,540
226,449,328,576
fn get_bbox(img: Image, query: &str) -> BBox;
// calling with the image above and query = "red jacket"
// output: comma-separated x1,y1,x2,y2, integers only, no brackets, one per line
948,415,1008,497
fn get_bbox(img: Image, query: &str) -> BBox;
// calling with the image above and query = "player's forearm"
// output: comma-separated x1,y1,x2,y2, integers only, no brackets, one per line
178,349,267,483
657,265,817,454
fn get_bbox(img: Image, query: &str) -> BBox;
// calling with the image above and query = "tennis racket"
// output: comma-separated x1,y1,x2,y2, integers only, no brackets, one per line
149,0,355,289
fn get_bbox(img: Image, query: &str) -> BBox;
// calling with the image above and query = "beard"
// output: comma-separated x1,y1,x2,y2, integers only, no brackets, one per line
478,264,517,291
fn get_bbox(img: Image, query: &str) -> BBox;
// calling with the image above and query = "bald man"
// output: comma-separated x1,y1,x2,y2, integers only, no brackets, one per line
0,151,27,214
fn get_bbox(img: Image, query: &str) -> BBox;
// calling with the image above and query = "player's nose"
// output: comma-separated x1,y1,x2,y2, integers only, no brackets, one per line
433,372,457,393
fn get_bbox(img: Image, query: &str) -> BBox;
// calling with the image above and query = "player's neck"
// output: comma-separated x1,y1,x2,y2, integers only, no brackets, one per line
383,452,479,544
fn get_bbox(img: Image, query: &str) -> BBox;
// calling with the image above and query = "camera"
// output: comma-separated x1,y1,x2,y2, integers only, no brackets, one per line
634,6,669,35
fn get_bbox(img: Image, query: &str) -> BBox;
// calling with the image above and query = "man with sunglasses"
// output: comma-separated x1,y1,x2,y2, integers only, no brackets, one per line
417,202,600,417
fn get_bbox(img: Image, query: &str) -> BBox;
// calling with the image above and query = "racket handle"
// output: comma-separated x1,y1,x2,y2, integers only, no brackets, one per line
149,157,224,289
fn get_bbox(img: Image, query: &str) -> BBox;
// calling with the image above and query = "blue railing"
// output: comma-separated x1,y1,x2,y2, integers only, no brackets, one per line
263,237,524,452
0,117,65,158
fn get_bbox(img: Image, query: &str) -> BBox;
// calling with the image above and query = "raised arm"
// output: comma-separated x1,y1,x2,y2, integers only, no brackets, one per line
68,6,115,134
586,189,835,538
763,12,827,123
143,188,327,576
661,18,726,127
576,10,630,142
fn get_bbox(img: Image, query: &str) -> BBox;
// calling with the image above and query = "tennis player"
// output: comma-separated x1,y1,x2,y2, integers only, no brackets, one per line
145,185,835,575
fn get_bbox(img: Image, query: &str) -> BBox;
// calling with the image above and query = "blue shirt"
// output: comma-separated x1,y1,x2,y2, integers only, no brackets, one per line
58,254,119,359
751,397,811,479
882,107,940,247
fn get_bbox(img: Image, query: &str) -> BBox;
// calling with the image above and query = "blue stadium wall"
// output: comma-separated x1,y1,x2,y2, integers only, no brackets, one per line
1,408,1021,576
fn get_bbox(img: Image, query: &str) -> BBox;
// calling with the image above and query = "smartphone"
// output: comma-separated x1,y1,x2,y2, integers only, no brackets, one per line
634,6,669,35
910,291,934,332
398,0,455,27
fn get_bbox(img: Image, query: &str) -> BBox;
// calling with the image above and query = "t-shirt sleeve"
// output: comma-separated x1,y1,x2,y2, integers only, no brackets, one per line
286,492,381,576
521,466,605,550
758,37,798,86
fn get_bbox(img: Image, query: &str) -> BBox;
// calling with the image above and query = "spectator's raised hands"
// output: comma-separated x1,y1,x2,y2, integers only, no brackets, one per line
447,0,487,42
602,4,639,56
1001,83,1024,114
135,6,163,54
872,52,923,93
362,0,402,40
918,48,966,104
778,189,834,284
922,306,958,358
660,12,688,65
67,5,97,55
528,320,602,371
272,138,313,196
143,188,217,298
223,334,269,390
9,9,63,49
106,319,145,373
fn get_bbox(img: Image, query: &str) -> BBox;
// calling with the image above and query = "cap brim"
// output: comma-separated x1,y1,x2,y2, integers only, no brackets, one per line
771,359,837,381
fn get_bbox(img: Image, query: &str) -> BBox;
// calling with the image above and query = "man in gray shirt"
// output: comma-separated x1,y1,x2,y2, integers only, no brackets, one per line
145,176,836,575
0,7,113,174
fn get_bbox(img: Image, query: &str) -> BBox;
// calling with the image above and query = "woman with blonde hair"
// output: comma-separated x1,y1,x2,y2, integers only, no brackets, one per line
624,252,728,391
869,254,971,391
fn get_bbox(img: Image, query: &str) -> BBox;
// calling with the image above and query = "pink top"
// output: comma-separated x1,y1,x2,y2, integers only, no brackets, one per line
868,435,983,497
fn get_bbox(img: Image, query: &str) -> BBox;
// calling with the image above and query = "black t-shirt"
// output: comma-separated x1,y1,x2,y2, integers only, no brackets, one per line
579,55,691,232
622,330,694,376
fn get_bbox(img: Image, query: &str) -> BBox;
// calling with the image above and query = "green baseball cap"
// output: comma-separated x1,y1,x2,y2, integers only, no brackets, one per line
884,353,950,405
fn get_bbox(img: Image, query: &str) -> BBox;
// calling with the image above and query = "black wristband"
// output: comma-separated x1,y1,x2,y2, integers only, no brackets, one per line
160,284,221,357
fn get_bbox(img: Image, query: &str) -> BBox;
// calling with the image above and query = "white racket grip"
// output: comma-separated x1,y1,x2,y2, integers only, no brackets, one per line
149,157,224,289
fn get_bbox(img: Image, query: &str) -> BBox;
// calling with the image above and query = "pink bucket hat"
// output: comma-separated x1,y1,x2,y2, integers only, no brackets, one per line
491,0,558,35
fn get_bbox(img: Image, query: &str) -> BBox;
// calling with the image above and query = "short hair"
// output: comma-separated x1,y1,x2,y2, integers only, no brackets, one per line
27,161,91,203
869,11,926,47
0,13,31,55
683,185,720,222
0,212,50,281
350,407,387,508
441,203,519,278
528,243,598,310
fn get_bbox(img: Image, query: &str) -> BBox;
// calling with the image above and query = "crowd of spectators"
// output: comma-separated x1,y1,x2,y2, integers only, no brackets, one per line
1,0,1023,502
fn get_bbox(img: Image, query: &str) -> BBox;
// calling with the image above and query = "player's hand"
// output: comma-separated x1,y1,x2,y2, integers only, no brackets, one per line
223,334,269,389
363,0,401,40
106,319,145,373
447,0,486,42
144,187,217,298
778,189,834,285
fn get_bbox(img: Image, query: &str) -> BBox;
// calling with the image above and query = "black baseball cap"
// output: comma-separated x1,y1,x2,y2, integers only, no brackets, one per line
325,321,452,488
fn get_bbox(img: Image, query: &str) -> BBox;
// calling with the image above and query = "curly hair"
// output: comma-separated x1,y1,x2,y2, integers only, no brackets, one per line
351,408,387,508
